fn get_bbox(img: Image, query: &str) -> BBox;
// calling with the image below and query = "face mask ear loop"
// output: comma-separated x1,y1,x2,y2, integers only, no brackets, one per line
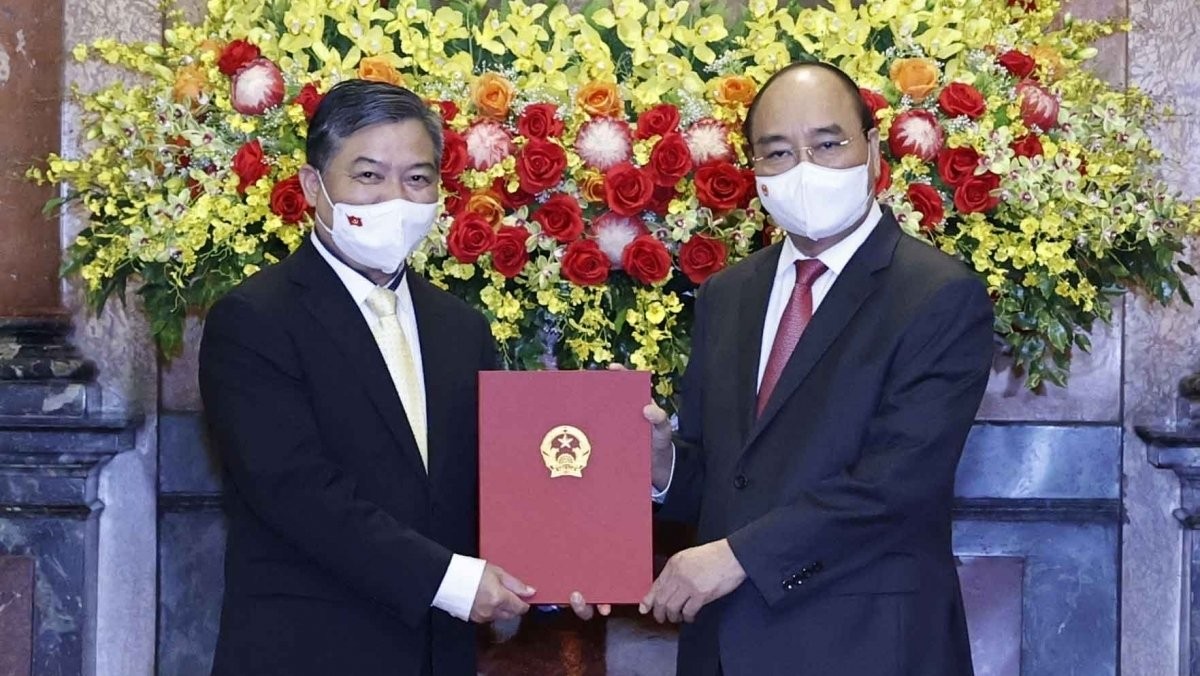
314,171,336,234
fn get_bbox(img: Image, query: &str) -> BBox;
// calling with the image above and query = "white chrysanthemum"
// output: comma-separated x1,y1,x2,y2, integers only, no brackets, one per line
575,118,632,171
594,212,646,267
684,119,733,165
464,120,514,170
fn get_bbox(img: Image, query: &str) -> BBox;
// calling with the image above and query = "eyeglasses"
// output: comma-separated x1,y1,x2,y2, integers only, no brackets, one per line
751,135,860,174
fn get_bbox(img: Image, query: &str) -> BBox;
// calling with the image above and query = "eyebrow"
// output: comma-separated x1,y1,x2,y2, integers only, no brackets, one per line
348,158,438,173
754,124,849,148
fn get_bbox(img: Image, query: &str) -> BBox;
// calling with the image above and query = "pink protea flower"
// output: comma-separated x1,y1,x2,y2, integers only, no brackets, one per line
574,117,633,171
464,120,515,170
592,211,648,267
230,58,285,116
684,118,734,165
887,110,945,162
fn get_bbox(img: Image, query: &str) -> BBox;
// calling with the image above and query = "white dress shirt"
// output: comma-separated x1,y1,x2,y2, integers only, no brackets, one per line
653,202,884,500
312,234,486,621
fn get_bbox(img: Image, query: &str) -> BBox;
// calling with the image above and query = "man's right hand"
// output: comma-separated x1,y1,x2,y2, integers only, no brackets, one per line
470,563,535,623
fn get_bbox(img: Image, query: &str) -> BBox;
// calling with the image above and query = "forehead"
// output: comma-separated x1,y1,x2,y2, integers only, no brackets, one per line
751,68,861,140
330,119,435,164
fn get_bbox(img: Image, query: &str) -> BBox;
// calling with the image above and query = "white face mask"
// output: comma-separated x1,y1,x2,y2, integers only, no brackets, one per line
755,161,873,241
314,174,439,273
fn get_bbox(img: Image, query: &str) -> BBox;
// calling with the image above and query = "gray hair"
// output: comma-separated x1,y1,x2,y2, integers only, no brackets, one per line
305,79,444,171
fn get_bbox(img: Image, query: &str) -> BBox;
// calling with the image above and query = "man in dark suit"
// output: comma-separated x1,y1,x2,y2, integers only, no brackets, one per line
199,80,535,676
637,62,994,675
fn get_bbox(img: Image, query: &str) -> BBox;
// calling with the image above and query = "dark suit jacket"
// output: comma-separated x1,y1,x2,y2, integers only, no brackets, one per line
198,240,496,676
658,210,993,676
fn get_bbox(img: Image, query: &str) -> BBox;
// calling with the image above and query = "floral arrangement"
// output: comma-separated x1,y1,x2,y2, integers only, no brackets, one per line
30,0,1199,404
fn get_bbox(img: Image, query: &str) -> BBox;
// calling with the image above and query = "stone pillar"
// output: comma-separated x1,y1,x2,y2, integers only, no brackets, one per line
1139,374,1200,675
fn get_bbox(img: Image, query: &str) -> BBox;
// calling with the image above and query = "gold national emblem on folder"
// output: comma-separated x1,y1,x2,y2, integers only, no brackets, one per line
540,425,592,478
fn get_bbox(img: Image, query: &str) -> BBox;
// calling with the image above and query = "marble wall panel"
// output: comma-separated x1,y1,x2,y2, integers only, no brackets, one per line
0,516,90,676
0,556,35,676
1125,0,1200,671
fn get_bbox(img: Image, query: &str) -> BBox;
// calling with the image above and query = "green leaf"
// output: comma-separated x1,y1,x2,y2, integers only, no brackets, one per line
1074,333,1093,353
1046,319,1069,352
1179,261,1197,276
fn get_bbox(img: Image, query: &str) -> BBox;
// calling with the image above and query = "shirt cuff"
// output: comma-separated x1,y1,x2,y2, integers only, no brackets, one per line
650,443,676,503
431,554,487,621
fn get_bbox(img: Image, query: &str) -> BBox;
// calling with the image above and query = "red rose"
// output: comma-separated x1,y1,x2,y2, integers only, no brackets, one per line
493,177,537,210
533,193,585,243
561,239,611,286
906,183,945,230
694,162,745,211
518,103,564,139
876,158,892,195
293,84,323,121
859,88,890,125
647,185,677,215
938,83,987,119
1017,80,1060,131
269,176,310,224
442,178,467,215
937,147,982,187
231,140,269,194
739,168,757,208
433,100,459,125
679,235,728,284
648,133,694,187
1011,134,1044,158
636,104,682,139
954,172,1002,214
888,109,945,161
604,163,655,216
621,234,672,285
447,212,496,263
441,130,468,178
515,138,567,194
998,50,1037,79
491,225,531,278
218,39,261,76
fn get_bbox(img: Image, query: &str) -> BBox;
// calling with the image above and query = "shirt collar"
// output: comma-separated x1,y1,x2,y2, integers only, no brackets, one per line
774,201,883,280
310,232,406,307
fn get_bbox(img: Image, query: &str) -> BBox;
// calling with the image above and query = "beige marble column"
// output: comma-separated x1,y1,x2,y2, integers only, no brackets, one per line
59,2,165,675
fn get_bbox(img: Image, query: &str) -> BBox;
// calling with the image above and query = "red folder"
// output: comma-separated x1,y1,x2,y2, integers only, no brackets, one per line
479,370,652,604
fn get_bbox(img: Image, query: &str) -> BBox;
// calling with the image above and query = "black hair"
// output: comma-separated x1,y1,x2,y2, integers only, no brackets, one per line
743,61,876,148
306,79,443,171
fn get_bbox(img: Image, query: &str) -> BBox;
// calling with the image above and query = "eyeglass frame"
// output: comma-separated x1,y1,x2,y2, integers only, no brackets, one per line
749,129,872,174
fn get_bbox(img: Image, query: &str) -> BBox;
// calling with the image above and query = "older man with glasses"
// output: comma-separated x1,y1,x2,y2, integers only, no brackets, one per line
633,60,995,676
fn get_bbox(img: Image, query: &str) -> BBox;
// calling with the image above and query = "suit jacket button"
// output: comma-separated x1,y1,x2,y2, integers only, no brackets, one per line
733,475,748,489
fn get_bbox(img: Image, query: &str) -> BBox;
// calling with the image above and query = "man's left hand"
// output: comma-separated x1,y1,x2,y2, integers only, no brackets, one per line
639,539,746,623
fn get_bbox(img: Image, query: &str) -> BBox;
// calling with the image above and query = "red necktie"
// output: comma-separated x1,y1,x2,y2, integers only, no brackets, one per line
757,259,828,416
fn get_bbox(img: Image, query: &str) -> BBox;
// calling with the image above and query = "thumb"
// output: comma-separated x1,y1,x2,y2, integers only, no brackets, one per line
643,404,670,429
497,569,536,597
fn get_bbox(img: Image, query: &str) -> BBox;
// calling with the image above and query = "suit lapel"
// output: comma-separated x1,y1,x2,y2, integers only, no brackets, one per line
743,215,902,451
289,242,430,481
734,243,784,444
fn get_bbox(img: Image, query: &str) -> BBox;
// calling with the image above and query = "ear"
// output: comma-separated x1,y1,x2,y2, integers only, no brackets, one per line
866,128,881,177
298,164,322,209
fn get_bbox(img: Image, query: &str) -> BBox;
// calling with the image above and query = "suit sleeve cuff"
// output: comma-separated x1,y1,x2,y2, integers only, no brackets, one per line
650,444,677,503
431,554,487,621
